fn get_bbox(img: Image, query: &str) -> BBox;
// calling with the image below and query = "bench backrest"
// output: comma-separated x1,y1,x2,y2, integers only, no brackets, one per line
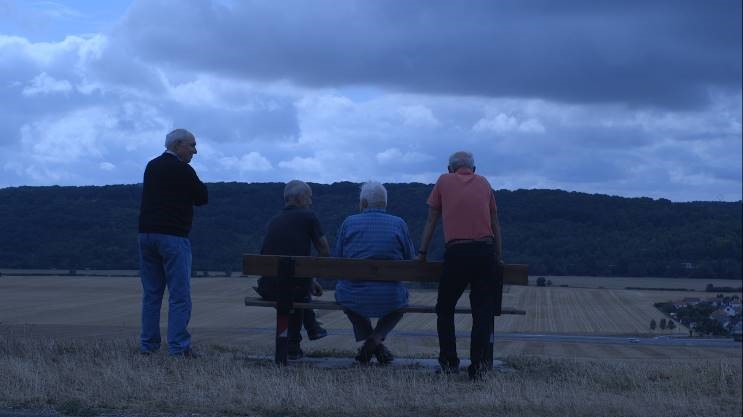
243,254,529,286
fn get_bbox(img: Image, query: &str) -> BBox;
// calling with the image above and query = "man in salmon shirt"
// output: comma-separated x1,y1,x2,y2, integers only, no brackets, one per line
416,151,503,380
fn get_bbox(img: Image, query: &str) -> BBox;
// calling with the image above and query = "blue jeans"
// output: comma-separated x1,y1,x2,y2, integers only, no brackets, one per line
138,233,192,355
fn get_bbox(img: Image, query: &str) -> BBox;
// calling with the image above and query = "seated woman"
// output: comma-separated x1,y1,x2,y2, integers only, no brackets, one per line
334,181,415,364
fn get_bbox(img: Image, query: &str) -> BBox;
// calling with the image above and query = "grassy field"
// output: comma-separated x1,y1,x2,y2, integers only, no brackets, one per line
0,334,740,417
1,274,741,416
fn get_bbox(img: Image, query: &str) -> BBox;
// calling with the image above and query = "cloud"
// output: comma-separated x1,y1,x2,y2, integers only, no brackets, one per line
4,101,172,184
218,152,272,172
161,74,301,143
376,148,432,164
473,113,545,134
399,105,440,128
117,0,741,109
0,2,739,202
32,1,84,19
20,107,111,163
99,161,115,171
278,156,323,173
22,72,72,95
0,31,299,185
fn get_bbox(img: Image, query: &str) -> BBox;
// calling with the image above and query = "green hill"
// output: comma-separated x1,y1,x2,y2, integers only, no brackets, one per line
0,183,739,278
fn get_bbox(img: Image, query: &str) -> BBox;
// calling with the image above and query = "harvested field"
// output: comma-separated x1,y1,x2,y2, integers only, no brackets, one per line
530,275,742,290
497,285,715,334
0,334,740,417
0,276,740,361
0,275,724,337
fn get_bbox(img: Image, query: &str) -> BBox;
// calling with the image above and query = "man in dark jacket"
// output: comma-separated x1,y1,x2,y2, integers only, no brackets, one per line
256,180,330,359
138,128,208,357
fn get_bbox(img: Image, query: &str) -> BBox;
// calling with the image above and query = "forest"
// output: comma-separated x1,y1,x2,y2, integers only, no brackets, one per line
0,183,740,279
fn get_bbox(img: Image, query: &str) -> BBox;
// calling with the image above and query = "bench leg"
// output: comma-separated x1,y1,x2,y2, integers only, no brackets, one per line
274,278,292,365
487,262,502,369
274,258,295,365
486,315,495,369
275,310,289,365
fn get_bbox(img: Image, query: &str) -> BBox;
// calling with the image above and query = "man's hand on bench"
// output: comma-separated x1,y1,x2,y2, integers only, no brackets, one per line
311,278,323,297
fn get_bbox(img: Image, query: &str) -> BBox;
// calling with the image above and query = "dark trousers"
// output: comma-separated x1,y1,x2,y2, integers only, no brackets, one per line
344,309,404,343
436,242,499,368
255,277,320,347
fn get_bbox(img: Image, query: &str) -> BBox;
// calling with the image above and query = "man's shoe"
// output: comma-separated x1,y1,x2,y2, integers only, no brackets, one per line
436,357,460,375
468,362,488,382
373,344,394,365
354,349,372,365
288,348,304,360
307,326,328,341
355,340,375,365
172,348,200,359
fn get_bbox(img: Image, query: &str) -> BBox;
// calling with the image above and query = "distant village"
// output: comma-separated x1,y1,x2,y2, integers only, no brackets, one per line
655,294,742,340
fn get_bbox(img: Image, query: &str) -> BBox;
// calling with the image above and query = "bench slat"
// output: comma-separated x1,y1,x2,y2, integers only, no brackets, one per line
243,255,528,286
244,297,526,315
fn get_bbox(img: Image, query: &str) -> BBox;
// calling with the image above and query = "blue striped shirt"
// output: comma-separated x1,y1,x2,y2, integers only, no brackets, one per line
334,208,415,318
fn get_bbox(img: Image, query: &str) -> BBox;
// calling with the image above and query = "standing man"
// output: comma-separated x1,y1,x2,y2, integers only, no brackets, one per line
138,128,208,357
255,180,330,360
417,151,502,380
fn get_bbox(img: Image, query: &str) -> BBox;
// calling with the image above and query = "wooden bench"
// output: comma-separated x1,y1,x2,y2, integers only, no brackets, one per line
242,254,528,365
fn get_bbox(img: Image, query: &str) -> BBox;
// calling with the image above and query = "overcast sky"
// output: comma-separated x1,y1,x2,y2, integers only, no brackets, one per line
1,0,740,201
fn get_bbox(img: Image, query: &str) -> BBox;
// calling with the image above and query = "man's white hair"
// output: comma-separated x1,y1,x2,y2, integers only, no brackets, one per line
165,128,195,150
448,151,475,171
284,180,311,202
360,181,387,209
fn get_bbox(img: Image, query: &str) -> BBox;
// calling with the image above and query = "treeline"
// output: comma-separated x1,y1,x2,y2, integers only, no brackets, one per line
0,183,740,279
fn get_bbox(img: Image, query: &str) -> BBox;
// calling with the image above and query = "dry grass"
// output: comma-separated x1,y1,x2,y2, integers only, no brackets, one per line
0,335,740,417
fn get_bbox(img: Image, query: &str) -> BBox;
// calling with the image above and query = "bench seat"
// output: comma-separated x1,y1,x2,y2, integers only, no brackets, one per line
244,296,526,315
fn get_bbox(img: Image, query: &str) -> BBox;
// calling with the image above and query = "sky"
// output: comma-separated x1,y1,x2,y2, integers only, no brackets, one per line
0,0,741,201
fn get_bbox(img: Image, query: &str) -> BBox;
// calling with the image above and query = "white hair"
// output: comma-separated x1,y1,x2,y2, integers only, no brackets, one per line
284,180,311,203
448,151,475,171
360,181,387,208
165,129,195,150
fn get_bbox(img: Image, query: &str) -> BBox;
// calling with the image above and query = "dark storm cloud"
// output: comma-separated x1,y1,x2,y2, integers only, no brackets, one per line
118,0,741,108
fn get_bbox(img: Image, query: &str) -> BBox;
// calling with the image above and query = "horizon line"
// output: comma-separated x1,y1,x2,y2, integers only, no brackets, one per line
1,182,741,204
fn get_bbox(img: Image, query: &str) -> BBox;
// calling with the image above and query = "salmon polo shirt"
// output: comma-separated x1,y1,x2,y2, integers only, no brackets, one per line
427,168,496,243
